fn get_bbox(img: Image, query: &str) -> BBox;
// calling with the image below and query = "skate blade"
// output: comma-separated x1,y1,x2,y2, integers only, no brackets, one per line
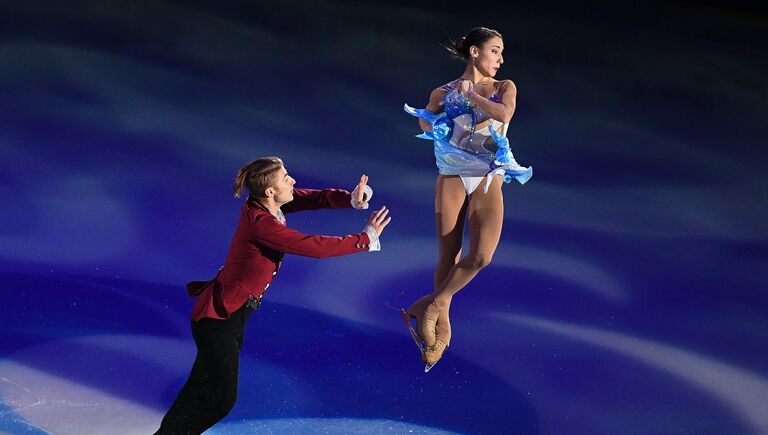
400,308,426,353
424,362,437,373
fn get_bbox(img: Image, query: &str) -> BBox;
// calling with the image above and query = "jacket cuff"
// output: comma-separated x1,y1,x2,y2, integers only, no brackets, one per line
351,185,374,210
363,225,381,252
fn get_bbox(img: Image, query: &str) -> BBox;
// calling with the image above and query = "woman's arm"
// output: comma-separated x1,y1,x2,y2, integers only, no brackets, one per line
418,87,446,132
467,80,517,124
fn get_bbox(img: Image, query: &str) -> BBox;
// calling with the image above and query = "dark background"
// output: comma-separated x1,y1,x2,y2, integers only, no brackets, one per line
0,1,766,434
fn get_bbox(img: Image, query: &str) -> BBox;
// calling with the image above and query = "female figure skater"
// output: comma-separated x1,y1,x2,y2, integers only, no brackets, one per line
155,157,391,434
402,27,532,371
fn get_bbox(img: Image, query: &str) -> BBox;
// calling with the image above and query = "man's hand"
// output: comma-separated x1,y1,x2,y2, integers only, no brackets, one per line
351,174,372,210
366,206,391,236
355,175,368,202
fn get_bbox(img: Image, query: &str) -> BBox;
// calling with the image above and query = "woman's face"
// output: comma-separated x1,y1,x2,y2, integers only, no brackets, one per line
471,36,504,77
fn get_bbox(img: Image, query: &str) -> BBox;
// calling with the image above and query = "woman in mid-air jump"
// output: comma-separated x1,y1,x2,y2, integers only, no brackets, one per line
402,27,532,372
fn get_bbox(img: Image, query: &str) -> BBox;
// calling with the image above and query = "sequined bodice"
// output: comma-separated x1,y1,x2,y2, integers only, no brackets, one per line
403,79,533,187
439,80,505,156
442,86,475,119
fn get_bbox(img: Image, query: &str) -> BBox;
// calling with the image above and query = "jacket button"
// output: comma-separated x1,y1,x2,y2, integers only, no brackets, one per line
272,271,277,276
264,283,270,290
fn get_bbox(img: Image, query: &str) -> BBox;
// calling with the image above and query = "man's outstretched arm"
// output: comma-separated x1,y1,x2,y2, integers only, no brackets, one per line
283,175,373,213
251,206,391,258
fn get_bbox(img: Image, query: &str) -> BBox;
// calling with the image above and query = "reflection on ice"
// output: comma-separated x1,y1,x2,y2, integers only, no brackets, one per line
498,313,768,435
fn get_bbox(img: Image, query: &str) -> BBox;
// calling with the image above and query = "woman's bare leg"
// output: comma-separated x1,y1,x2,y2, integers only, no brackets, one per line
431,175,468,347
424,175,504,363
434,174,504,301
435,175,469,287
408,175,467,347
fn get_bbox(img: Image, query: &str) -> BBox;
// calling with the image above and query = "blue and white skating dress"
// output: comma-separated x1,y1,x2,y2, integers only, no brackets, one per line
404,79,532,194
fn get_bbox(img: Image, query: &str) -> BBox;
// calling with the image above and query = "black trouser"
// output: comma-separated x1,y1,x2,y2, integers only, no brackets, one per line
155,304,253,435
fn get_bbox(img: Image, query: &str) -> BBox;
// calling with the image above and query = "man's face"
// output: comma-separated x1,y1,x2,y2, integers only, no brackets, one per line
269,166,296,205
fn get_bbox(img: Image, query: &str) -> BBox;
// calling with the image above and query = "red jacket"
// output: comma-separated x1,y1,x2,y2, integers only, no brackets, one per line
189,187,372,321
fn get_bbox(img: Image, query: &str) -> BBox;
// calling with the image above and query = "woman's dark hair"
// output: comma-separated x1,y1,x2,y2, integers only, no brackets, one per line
446,27,503,61
233,156,284,198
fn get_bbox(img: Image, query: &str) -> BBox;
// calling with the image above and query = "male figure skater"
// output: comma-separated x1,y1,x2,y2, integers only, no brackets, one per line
154,157,391,434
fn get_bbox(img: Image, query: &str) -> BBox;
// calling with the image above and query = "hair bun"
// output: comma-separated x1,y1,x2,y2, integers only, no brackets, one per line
445,29,500,62
455,36,466,51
